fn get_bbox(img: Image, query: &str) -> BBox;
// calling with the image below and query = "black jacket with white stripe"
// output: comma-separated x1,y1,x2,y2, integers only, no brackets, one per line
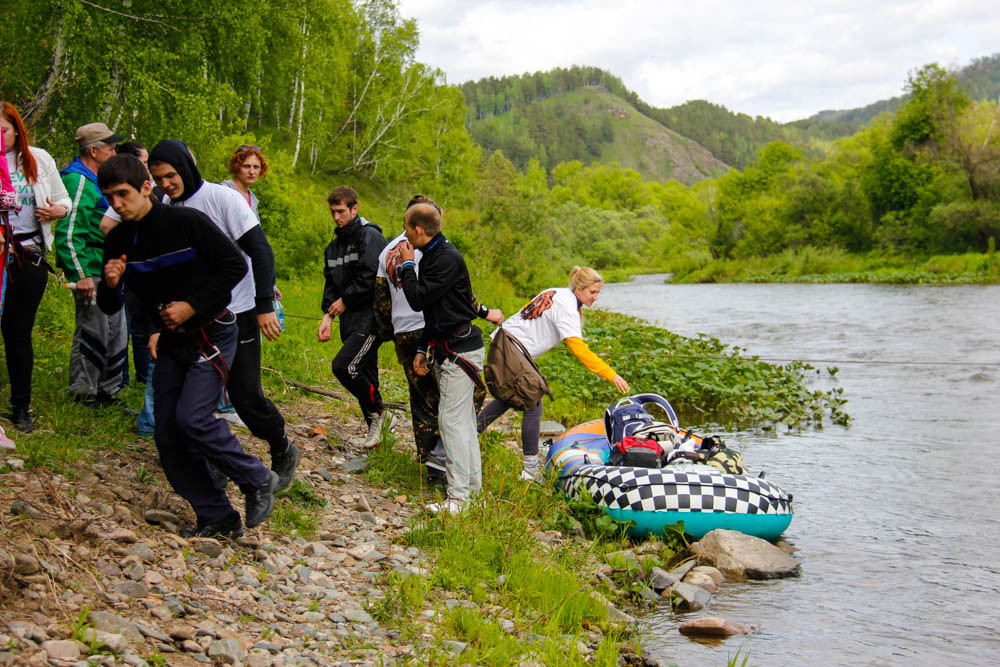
321,214,387,339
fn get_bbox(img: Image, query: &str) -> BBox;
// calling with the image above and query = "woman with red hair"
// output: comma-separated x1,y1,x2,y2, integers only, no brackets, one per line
1,101,72,432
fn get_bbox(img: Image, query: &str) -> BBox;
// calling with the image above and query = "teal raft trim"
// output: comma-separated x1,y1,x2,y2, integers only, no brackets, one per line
606,507,794,541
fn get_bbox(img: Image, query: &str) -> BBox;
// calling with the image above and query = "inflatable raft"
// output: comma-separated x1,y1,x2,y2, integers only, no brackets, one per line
544,398,794,540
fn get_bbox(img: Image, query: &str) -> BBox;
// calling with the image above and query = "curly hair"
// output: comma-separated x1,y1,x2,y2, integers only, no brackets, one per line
227,145,269,179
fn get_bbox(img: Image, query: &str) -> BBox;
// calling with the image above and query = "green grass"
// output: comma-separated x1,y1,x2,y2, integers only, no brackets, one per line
670,246,1000,284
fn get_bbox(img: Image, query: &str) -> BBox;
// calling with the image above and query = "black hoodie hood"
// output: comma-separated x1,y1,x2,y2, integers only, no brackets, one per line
148,139,203,202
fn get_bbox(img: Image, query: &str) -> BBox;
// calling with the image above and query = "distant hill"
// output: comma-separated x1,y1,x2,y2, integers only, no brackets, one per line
802,53,1000,128
461,54,1000,176
467,84,729,184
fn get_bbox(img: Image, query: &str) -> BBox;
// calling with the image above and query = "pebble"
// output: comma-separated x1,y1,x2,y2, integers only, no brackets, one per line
107,528,138,544
191,539,223,558
40,640,80,662
678,616,760,636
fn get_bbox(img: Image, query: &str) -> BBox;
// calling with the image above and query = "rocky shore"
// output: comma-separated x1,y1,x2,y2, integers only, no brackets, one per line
0,397,800,666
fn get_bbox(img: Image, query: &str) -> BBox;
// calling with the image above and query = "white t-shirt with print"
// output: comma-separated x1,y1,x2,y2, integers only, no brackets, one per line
106,181,258,314
5,152,38,237
377,231,425,335
493,287,582,359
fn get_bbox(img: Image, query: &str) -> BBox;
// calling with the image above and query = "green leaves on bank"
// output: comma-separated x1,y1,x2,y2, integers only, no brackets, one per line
538,310,850,429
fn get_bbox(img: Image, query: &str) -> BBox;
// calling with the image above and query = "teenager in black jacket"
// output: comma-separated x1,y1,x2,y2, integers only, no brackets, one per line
317,186,392,447
397,202,484,514
96,155,278,539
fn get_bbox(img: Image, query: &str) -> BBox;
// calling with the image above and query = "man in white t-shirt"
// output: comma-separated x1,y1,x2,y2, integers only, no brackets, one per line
104,140,299,492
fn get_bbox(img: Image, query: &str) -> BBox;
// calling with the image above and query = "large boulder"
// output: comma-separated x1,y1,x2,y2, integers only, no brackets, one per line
691,529,801,580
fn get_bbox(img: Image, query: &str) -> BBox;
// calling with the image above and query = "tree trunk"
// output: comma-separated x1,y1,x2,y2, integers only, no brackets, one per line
28,14,67,126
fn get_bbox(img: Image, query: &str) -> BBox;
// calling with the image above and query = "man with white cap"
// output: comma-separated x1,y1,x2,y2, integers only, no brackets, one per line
56,122,129,407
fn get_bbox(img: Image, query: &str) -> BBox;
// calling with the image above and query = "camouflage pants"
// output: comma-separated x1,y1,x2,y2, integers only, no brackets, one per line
394,329,485,462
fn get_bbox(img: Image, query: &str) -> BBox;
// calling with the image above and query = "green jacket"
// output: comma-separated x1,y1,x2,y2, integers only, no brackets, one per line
56,158,107,282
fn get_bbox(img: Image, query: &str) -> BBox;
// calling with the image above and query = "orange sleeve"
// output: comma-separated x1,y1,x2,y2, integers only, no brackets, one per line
565,336,617,381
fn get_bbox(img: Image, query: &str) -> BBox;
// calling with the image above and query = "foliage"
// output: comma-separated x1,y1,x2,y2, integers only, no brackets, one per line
537,310,850,429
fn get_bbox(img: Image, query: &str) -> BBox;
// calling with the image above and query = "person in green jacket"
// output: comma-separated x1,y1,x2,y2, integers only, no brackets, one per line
55,122,129,406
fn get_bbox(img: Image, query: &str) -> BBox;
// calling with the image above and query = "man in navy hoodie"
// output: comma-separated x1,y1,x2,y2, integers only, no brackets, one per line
96,154,277,537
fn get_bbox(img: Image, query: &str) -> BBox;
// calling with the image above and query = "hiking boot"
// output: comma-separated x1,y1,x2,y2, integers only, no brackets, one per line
243,471,279,528
426,467,447,486
364,410,398,449
179,514,244,539
271,441,301,493
10,407,34,433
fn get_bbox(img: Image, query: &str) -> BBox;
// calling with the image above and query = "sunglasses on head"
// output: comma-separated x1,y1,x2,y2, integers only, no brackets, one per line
238,144,261,152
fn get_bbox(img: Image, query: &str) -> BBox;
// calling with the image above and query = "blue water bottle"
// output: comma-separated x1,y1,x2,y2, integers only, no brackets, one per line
273,297,285,331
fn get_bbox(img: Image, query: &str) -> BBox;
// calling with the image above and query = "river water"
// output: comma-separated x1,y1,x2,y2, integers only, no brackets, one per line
598,275,1000,666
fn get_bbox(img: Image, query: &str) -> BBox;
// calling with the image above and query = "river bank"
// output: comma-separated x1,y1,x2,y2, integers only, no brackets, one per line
661,246,1000,284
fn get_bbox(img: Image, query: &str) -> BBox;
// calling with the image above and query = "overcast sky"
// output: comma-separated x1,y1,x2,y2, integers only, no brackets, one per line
396,0,998,122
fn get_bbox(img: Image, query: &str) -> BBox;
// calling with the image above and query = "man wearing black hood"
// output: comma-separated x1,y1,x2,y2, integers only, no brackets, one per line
107,140,299,490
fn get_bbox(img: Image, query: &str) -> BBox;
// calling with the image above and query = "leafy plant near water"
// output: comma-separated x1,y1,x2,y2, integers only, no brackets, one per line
538,310,850,429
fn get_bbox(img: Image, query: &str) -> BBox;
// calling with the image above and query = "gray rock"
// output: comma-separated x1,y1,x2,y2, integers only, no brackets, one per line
128,543,156,563
691,529,801,579
247,649,273,667
343,458,370,473
191,539,223,558
112,581,148,598
678,616,759,636
133,621,170,643
539,421,566,436
441,640,468,655
79,629,129,654
648,566,678,592
123,563,145,581
684,571,718,593
144,509,181,525
89,612,144,643
444,599,479,611
690,565,725,583
251,641,280,655
10,500,44,519
525,633,546,643
13,552,40,575
41,640,80,662
208,637,246,665
669,581,712,611
341,608,374,625
8,620,48,643
107,528,138,544
668,560,697,580
163,597,185,616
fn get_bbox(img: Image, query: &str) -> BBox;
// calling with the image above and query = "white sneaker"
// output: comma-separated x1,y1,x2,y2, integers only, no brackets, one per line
426,498,466,515
215,411,247,429
364,410,398,449
520,458,543,484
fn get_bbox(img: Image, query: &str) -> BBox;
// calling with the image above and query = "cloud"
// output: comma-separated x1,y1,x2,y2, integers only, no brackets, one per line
398,0,999,121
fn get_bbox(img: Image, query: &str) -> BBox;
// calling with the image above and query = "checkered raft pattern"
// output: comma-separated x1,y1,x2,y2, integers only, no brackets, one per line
563,465,793,515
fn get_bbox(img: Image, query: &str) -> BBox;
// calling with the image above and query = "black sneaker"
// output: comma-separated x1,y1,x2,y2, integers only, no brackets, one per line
10,407,34,433
271,442,301,493
426,467,447,486
96,392,140,417
243,471,279,528
178,514,243,539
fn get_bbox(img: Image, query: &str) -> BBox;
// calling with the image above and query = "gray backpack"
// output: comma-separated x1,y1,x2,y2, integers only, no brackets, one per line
484,328,552,410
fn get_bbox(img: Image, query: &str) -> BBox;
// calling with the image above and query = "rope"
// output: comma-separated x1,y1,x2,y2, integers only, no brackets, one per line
277,309,1000,368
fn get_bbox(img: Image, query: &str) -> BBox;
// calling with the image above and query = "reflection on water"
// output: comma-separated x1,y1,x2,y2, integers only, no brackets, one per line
599,276,1000,666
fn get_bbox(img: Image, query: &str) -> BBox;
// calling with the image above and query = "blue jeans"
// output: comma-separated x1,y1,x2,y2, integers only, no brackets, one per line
137,359,155,436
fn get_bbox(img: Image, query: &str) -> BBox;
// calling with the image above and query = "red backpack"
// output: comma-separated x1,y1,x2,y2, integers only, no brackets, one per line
609,435,666,469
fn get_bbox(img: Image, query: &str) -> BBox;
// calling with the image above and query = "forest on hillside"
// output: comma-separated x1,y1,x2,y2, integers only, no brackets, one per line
2,1,999,296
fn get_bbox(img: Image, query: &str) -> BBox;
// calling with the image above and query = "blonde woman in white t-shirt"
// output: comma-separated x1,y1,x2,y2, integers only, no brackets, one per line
478,266,630,481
